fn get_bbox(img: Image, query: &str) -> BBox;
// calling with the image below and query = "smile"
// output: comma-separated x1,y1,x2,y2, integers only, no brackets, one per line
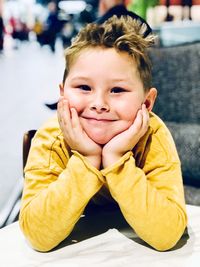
82,117,115,124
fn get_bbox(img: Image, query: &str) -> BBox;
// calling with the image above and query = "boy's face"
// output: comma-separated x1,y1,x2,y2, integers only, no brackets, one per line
62,48,152,145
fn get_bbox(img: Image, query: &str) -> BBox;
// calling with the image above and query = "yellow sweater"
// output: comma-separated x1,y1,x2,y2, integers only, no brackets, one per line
19,112,187,252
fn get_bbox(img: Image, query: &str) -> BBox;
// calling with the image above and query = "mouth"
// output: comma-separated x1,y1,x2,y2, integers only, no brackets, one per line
81,116,116,123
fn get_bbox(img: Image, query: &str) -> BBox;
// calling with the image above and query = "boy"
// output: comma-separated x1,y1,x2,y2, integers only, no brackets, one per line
45,0,152,110
19,16,187,252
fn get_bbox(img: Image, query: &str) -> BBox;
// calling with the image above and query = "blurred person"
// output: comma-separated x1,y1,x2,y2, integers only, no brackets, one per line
182,0,192,20
0,15,4,52
79,4,96,24
12,19,29,42
33,17,44,43
60,14,77,48
38,1,61,52
45,0,152,110
8,15,30,48
162,0,192,20
19,16,187,252
9,15,17,33
164,0,174,21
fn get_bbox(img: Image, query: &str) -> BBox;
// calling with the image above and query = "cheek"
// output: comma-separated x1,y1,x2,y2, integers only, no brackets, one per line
116,101,141,123
64,91,83,112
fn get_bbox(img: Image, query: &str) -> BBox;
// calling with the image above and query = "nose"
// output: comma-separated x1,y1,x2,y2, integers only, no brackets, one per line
90,94,110,113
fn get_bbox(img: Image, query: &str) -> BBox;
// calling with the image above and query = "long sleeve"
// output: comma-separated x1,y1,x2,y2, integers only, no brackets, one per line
101,118,187,251
19,118,104,252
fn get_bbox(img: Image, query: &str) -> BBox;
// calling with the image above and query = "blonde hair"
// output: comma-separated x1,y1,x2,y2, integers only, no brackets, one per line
63,15,156,91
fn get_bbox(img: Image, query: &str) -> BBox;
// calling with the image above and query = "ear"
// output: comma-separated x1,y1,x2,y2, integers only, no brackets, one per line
59,83,64,96
144,88,157,112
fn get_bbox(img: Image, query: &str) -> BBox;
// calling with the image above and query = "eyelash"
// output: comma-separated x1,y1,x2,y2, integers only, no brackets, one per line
78,85,91,91
111,87,126,93
77,85,127,93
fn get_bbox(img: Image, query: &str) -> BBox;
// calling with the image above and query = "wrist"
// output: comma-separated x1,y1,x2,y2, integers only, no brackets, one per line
85,155,101,169
102,152,123,168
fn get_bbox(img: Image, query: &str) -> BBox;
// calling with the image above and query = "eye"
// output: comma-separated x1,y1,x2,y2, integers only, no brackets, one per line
78,85,91,91
111,87,126,94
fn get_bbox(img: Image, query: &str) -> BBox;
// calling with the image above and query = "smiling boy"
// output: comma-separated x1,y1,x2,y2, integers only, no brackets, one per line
59,46,156,168
19,16,187,252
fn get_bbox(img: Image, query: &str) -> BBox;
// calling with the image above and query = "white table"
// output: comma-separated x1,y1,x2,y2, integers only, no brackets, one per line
0,205,200,267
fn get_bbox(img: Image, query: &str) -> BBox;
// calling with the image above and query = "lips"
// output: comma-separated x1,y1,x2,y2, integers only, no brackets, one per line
80,116,117,127
82,116,115,122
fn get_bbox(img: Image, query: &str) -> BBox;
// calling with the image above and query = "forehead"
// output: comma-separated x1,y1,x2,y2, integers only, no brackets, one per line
69,47,138,74
76,46,132,60
65,47,144,90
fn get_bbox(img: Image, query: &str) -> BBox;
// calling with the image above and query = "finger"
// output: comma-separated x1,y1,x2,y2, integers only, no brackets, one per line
57,97,65,112
71,108,82,132
62,98,72,126
59,98,74,138
141,104,149,132
57,97,64,125
125,112,142,141
58,97,67,126
130,109,143,133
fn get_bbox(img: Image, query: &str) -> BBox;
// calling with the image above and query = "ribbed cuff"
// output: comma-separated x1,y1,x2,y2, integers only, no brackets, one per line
101,151,133,176
71,150,105,183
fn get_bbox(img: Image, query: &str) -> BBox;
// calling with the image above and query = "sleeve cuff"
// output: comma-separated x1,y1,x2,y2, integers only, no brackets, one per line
101,151,133,176
71,150,105,183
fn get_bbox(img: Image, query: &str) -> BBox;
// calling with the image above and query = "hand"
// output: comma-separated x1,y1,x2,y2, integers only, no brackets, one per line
57,97,102,169
102,104,149,168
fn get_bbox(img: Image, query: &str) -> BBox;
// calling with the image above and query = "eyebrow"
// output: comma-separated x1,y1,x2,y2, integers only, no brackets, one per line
69,75,137,88
70,76,91,82
110,78,127,82
70,76,128,82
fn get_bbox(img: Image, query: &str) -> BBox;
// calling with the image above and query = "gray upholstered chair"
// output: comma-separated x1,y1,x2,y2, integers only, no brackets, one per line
149,42,200,205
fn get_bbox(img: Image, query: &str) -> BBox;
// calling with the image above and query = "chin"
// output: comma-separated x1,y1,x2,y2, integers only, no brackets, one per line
87,132,113,145
94,139,109,145
91,136,111,145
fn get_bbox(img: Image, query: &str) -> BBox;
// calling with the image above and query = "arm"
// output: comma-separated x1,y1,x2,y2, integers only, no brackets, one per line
101,112,187,251
19,118,104,252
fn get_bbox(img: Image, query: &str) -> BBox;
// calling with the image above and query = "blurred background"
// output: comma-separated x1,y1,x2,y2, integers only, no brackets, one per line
0,0,200,227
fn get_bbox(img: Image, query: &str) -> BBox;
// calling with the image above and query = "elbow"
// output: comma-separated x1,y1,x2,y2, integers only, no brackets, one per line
150,235,183,252
149,216,188,251
19,212,62,252
150,230,186,252
138,206,188,252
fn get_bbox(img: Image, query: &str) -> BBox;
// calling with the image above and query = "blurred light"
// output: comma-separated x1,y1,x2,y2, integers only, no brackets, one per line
58,1,87,14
